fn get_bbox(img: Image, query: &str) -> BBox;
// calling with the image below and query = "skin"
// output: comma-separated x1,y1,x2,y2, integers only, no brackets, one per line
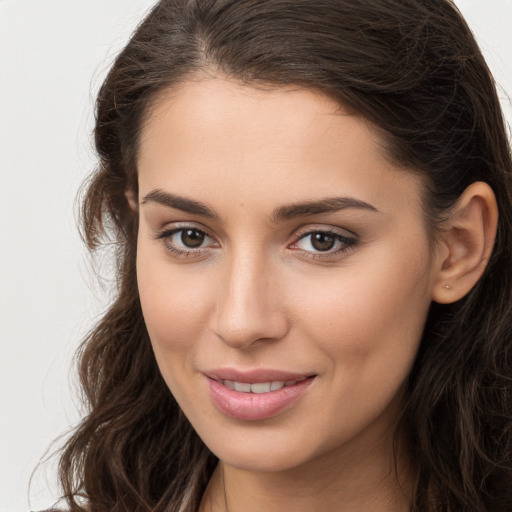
132,76,497,511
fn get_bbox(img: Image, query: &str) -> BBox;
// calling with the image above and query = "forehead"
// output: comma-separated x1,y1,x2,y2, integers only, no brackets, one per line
137,76,424,219
140,77,350,152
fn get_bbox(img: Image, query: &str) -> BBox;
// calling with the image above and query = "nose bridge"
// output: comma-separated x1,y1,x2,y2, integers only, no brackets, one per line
214,245,287,348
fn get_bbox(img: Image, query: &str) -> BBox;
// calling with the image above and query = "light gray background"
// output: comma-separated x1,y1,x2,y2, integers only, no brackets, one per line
1,1,511,510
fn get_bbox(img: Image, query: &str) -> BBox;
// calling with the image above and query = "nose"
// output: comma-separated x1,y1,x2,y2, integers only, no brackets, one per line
212,252,289,349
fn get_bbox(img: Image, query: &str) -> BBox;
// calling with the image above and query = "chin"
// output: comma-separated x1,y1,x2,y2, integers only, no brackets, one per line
215,445,311,473
198,423,334,475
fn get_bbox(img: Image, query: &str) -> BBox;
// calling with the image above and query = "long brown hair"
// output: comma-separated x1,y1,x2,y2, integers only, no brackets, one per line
58,1,512,510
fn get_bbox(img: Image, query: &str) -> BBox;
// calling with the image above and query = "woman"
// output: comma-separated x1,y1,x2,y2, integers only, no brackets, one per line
57,0,512,510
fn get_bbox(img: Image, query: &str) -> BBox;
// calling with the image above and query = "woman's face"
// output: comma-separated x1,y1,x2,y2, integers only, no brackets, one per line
136,77,440,473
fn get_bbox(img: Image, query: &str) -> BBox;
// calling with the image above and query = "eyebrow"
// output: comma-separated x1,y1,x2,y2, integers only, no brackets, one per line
141,189,378,221
141,189,218,219
270,196,378,222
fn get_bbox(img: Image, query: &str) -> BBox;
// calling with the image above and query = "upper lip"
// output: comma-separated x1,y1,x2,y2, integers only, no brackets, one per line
204,368,315,383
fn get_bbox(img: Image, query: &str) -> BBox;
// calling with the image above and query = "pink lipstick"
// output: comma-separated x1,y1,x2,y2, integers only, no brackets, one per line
205,369,315,421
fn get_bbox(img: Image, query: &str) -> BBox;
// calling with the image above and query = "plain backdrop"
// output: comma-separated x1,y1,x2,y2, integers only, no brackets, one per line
0,1,511,510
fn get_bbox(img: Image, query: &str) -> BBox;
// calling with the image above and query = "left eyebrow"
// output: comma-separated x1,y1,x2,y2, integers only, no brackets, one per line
270,196,379,223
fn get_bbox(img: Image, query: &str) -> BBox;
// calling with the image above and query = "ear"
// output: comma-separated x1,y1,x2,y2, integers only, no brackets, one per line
432,182,498,304
125,189,139,212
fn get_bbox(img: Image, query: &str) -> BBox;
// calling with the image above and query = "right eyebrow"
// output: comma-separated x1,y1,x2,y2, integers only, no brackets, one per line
140,189,219,219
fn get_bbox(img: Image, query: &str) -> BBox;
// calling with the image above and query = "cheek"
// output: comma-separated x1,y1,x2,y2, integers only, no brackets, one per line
292,243,432,378
136,244,213,356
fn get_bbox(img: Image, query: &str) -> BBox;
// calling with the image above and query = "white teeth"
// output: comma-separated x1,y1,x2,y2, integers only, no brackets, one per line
234,382,251,392
223,380,294,393
250,382,271,394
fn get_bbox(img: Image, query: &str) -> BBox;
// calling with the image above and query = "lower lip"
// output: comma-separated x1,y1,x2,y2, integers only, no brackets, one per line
207,377,315,421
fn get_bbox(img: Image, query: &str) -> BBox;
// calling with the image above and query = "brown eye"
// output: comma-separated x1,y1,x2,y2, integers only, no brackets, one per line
181,229,205,248
291,229,357,257
157,227,217,257
310,233,335,251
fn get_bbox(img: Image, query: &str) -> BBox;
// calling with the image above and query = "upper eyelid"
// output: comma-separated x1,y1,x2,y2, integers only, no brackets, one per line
155,225,218,250
156,227,218,257
290,231,357,249
292,224,358,240
156,222,214,237
155,222,358,245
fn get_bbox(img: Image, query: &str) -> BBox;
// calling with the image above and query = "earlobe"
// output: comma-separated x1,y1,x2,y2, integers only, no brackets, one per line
432,182,498,304
125,189,139,212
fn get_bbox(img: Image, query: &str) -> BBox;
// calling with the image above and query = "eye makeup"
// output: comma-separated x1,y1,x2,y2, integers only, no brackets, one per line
155,222,359,262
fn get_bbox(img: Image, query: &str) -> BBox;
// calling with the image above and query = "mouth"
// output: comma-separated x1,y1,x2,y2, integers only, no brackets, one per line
205,371,316,421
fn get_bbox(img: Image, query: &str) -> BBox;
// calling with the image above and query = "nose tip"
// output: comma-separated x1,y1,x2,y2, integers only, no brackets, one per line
212,260,289,349
215,323,278,349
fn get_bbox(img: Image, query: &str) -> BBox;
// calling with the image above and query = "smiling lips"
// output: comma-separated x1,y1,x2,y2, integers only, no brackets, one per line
206,370,315,421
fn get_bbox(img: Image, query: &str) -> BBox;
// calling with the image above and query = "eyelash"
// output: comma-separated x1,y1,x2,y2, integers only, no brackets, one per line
156,226,218,258
289,228,358,260
155,225,358,260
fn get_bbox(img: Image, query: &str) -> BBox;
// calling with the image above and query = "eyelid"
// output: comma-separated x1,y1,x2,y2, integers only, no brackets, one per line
154,221,358,260
156,219,212,231
155,222,220,259
292,224,357,240
155,221,217,241
288,224,359,259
